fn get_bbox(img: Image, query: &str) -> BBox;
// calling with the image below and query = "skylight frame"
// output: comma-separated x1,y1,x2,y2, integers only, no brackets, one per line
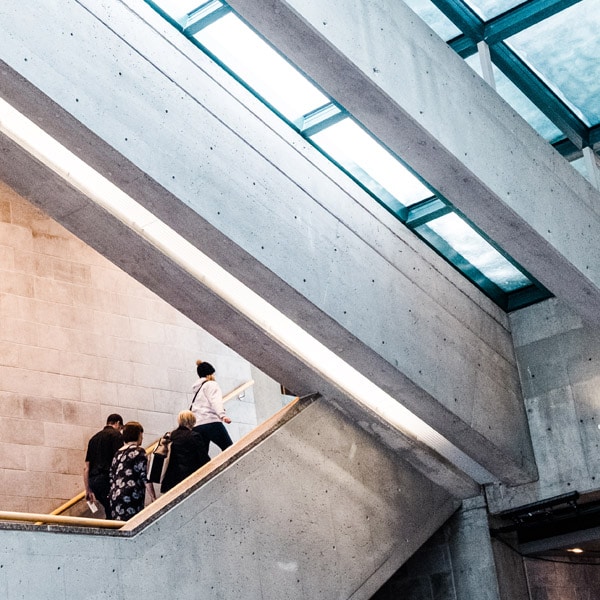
144,0,552,311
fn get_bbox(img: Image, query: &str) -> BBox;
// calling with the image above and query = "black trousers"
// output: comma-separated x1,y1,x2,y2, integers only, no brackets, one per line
89,473,111,518
193,422,233,452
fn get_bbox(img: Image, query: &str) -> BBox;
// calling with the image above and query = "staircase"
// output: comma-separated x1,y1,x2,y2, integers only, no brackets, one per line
0,396,470,600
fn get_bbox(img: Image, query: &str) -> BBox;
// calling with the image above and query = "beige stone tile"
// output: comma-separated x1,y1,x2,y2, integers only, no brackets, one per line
132,362,170,389
30,216,70,239
0,340,19,368
0,269,34,297
91,310,131,339
45,472,82,500
17,344,63,376
0,244,15,269
80,378,119,405
28,496,64,513
25,445,84,475
97,357,135,385
13,250,54,278
31,230,76,260
129,317,166,344
0,392,24,417
58,351,101,380
0,493,27,512
0,222,33,250
62,400,101,427
0,292,22,318
0,317,37,346
136,410,175,441
109,337,150,363
116,383,153,410
35,323,74,352
1,468,47,497
22,297,89,330
165,365,191,393
152,388,189,414
0,442,27,469
0,417,45,446
90,263,136,293
48,374,82,401
52,259,92,285
43,422,88,450
33,278,75,305
22,396,64,423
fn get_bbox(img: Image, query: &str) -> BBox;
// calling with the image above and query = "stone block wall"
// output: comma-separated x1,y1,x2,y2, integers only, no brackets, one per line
0,181,261,513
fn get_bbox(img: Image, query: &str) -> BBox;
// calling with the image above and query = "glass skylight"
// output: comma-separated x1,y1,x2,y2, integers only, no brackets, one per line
416,212,530,292
149,0,208,25
310,117,434,210
145,0,552,310
465,55,563,143
463,0,526,20
402,0,461,41
506,0,600,126
192,11,329,122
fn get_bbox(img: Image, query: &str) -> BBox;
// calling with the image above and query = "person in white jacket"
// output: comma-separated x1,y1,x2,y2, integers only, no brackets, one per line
189,360,233,453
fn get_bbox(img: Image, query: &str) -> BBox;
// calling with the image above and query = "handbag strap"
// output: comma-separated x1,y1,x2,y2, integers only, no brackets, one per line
188,381,206,410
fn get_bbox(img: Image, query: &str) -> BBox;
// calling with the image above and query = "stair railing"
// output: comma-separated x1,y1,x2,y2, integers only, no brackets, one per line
0,380,255,528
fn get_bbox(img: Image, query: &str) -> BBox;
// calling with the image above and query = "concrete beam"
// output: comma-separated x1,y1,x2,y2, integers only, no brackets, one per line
0,0,535,483
228,0,600,325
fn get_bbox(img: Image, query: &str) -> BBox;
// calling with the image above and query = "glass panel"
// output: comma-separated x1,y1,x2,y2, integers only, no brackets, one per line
465,55,563,143
310,118,433,209
193,12,329,122
150,0,207,24
463,0,526,20
402,0,461,41
506,0,600,126
418,212,530,292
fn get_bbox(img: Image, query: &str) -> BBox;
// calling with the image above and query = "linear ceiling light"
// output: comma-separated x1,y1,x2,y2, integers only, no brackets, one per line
0,96,494,484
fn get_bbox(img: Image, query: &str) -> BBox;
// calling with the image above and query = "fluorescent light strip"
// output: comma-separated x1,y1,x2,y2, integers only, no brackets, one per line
0,97,494,483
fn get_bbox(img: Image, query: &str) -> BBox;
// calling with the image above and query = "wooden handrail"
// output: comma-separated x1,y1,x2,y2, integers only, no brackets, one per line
0,510,123,529
51,379,255,517
3,391,317,533
223,379,254,402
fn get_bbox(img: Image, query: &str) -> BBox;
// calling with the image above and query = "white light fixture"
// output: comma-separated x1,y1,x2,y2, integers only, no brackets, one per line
0,96,494,483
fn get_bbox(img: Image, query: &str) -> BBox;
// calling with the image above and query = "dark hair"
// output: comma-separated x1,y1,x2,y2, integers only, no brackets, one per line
122,421,144,443
106,413,123,426
196,360,215,378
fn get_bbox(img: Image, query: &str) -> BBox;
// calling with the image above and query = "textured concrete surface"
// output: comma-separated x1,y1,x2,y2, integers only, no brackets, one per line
372,496,518,600
0,0,536,485
230,0,600,325
487,298,600,512
0,400,462,600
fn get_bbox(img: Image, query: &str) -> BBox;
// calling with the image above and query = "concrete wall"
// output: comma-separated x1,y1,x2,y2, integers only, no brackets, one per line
0,181,260,513
524,557,599,600
487,298,600,512
0,0,536,484
0,400,461,600
371,496,527,600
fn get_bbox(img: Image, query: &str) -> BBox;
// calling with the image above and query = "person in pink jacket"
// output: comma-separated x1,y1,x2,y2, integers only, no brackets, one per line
189,360,233,453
